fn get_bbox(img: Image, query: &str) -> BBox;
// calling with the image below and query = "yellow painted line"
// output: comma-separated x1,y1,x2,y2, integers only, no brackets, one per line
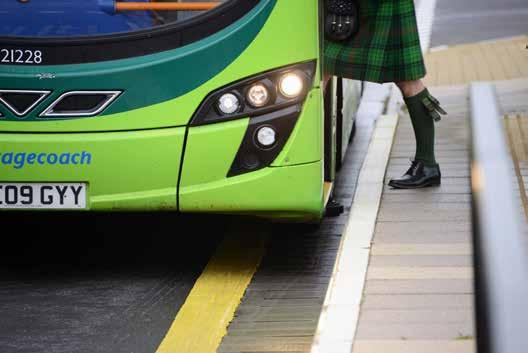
155,225,268,353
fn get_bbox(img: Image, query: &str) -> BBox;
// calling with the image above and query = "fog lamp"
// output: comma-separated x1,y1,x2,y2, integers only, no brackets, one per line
256,126,276,148
278,72,304,99
217,93,240,115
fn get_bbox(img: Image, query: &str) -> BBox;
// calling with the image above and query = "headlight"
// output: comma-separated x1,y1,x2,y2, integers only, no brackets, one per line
278,72,304,99
190,61,315,126
217,93,241,115
246,82,271,108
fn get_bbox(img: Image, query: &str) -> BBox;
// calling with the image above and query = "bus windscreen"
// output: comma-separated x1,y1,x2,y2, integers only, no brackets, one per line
0,0,225,38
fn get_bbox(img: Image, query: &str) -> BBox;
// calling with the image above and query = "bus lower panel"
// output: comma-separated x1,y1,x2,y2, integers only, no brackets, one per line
179,161,324,220
0,128,185,211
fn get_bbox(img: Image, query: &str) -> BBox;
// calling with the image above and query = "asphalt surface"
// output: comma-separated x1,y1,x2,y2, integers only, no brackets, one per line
0,114,374,353
431,0,528,47
0,213,226,353
219,99,376,353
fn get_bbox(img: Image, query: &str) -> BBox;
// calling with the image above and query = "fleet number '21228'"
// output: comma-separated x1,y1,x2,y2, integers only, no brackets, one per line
1,48,43,64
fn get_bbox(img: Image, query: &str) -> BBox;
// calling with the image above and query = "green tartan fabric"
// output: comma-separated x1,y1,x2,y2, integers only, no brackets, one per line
324,0,426,83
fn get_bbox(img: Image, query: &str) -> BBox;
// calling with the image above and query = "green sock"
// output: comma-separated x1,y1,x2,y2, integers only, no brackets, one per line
403,88,445,167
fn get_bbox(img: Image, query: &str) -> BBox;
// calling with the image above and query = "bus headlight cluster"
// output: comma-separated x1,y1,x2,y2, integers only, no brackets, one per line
192,61,315,126
213,71,306,117
246,72,304,109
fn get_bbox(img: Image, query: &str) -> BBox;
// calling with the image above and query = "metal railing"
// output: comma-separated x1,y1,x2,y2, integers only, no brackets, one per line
470,82,528,353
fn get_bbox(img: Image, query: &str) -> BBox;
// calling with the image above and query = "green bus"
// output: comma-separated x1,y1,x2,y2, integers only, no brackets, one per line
0,0,361,221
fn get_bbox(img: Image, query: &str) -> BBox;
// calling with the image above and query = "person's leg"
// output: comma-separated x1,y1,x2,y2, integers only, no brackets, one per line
397,80,436,166
389,79,446,189
397,79,425,97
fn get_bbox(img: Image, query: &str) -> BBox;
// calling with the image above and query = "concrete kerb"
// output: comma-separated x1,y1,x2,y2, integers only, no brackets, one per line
310,85,400,353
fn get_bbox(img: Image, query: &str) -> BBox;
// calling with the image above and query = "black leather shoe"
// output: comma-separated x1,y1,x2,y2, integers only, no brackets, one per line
388,160,441,189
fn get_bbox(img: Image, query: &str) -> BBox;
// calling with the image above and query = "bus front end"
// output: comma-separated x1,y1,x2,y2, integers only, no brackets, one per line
0,0,324,220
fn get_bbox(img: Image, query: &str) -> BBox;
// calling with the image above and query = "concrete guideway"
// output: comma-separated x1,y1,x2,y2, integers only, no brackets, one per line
470,82,528,353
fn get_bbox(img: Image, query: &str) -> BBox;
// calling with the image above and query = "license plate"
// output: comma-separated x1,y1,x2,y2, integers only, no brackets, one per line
0,183,87,209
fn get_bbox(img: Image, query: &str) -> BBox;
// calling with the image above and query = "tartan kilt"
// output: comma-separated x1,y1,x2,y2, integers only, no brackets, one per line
323,0,426,83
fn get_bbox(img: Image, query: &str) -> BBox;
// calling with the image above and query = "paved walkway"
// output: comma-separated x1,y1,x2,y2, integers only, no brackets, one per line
351,37,528,353
352,84,475,353
424,36,528,86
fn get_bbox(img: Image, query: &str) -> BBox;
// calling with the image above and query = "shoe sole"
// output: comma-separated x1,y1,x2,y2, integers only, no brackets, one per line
388,180,441,189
